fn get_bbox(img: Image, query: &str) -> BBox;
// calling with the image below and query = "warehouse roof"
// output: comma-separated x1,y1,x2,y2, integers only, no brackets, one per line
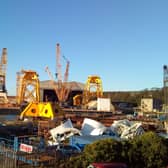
40,80,85,91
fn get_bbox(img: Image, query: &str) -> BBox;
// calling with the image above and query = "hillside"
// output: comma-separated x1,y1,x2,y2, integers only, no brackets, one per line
104,88,163,105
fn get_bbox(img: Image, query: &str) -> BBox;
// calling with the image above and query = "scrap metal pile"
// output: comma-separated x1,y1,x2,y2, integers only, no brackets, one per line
47,117,145,145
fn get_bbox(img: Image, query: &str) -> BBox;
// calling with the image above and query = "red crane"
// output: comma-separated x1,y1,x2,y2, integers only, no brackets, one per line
56,43,62,82
46,43,70,105
63,55,70,83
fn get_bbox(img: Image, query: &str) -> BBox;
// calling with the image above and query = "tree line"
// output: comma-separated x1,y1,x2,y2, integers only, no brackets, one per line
104,88,164,106
60,132,168,168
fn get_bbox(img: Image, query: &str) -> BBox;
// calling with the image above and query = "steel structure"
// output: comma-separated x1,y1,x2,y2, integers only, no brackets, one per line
45,66,59,99
82,75,103,106
0,48,8,103
163,65,168,113
20,102,54,120
46,43,70,104
63,56,70,83
56,43,62,82
16,69,40,105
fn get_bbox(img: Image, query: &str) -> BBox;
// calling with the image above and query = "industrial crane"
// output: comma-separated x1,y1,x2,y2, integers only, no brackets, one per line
73,75,103,108
0,48,8,103
16,69,64,120
45,66,58,99
45,43,70,105
56,43,62,83
16,69,40,105
63,55,70,83
82,75,103,105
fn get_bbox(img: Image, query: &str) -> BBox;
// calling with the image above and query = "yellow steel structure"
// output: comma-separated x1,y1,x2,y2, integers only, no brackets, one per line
20,102,64,120
16,70,40,105
20,102,54,120
73,94,82,106
82,75,103,106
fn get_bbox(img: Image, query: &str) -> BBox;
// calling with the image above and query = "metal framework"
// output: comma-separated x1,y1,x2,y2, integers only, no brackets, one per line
163,65,168,113
56,43,62,82
16,70,40,105
82,75,103,106
64,59,70,83
0,48,8,103
45,43,70,104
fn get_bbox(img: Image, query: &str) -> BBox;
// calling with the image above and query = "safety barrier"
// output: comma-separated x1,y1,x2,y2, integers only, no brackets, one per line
0,135,56,168
0,143,17,168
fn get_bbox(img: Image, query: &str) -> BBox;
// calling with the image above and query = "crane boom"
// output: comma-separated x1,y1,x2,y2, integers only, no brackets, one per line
64,60,70,83
45,66,55,82
45,43,71,105
0,48,8,103
62,55,70,83
56,43,62,82
0,48,7,76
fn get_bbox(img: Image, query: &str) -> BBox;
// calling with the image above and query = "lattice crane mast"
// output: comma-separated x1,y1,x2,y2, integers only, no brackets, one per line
0,48,8,103
56,43,62,83
45,43,70,104
63,55,70,83
0,48,7,76
45,66,58,97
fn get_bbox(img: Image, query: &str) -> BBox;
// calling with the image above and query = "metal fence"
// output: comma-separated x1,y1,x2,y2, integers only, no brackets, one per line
0,136,57,168
0,144,17,168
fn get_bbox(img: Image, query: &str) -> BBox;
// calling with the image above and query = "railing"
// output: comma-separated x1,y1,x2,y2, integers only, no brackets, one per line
0,135,56,168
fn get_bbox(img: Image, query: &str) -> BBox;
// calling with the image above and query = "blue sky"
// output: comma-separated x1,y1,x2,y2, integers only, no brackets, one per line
0,0,168,95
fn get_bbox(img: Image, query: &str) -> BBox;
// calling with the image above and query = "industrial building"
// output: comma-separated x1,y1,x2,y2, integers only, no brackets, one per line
39,80,85,106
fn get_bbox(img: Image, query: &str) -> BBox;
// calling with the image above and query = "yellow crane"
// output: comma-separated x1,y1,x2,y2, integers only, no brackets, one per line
17,69,64,120
82,75,103,105
16,69,40,105
73,75,103,108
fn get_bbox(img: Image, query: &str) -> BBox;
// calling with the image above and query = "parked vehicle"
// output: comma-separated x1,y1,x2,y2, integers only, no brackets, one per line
87,162,127,168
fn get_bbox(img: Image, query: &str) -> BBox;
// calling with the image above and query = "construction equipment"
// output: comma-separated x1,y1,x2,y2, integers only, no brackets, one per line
17,69,65,120
73,75,103,108
82,75,103,107
45,43,71,105
19,102,64,120
73,94,83,107
0,48,8,103
45,66,59,100
16,70,40,105
63,55,70,83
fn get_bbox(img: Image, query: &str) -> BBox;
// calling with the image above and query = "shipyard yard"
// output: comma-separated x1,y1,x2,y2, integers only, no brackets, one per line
0,47,168,168
1,1,168,167
0,105,168,168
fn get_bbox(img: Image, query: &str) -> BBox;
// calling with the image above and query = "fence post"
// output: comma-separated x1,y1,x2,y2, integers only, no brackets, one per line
14,137,18,152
